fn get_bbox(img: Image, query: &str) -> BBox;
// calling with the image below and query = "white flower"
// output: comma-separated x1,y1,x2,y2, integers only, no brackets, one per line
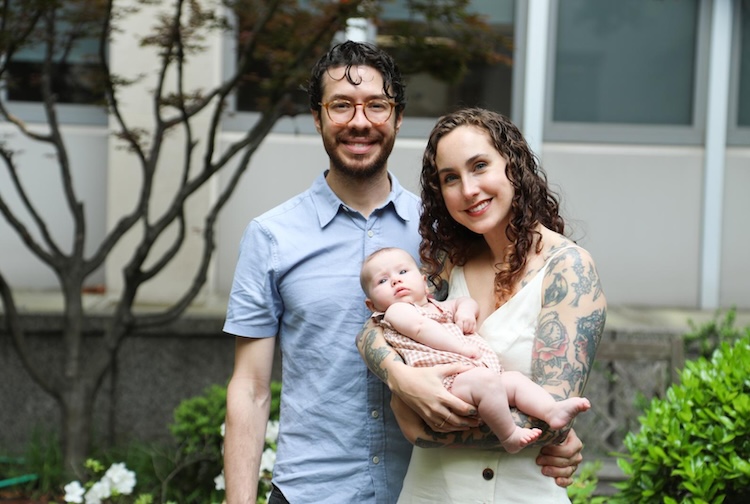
104,462,136,495
220,422,225,437
63,481,85,503
214,471,225,490
85,478,111,504
259,447,276,475
265,420,280,444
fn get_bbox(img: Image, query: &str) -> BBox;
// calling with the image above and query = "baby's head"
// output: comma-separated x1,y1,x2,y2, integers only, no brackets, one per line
360,247,429,313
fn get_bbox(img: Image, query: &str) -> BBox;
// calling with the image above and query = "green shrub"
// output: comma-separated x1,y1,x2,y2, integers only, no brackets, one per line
684,308,742,359
170,384,228,458
4,429,63,499
612,328,750,503
163,381,282,504
567,461,609,504
159,384,228,503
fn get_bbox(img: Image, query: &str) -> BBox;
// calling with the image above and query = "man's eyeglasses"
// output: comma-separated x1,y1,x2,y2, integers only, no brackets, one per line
320,99,396,126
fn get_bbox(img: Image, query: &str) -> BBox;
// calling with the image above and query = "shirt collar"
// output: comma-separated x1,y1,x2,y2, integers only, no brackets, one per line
311,171,414,228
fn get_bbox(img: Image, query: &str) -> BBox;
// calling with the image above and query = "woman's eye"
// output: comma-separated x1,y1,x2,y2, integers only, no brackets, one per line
474,161,487,171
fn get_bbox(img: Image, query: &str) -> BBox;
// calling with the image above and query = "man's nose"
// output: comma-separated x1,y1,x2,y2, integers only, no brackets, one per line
348,104,371,128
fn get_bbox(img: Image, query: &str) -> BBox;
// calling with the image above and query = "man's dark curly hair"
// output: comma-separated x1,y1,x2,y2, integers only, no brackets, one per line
419,108,565,305
308,41,406,117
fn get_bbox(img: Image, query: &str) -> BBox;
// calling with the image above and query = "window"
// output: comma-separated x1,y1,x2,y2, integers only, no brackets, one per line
377,0,516,119
5,41,103,105
546,0,708,144
228,0,519,137
737,0,750,128
1,4,108,125
728,0,750,145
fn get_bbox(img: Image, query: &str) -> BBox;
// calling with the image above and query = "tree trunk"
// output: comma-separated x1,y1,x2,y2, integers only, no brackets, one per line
61,378,96,473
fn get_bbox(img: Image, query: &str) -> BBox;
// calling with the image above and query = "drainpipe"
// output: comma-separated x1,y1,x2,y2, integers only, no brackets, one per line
700,0,732,309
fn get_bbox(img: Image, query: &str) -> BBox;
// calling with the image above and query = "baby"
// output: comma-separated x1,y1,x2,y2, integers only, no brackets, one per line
360,247,590,453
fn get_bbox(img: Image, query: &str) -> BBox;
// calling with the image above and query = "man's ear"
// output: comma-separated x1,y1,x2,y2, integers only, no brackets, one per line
312,109,322,133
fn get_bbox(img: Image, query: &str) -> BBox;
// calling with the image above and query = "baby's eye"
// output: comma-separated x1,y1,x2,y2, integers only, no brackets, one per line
399,269,408,274
378,278,388,284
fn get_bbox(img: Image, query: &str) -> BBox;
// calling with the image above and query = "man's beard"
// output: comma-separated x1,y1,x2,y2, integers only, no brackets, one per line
326,133,396,180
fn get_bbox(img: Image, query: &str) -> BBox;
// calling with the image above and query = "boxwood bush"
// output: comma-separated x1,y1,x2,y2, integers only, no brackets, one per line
611,326,750,503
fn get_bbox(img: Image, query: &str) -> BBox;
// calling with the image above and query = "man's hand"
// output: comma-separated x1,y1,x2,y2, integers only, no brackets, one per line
536,428,584,488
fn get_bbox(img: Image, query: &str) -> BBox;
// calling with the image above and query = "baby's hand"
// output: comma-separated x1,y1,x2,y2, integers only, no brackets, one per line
458,340,481,360
455,314,477,335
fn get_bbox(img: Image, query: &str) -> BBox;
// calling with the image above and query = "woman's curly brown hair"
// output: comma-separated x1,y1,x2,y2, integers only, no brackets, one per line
419,108,565,306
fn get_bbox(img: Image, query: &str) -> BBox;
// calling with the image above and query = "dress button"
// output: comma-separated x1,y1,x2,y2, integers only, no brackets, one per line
372,456,380,464
371,410,379,419
482,468,494,480
367,230,374,237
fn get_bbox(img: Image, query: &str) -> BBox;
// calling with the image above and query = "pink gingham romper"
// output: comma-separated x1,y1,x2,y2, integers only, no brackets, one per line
373,299,503,390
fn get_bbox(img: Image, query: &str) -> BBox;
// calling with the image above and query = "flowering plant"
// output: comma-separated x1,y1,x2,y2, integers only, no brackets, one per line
63,460,148,504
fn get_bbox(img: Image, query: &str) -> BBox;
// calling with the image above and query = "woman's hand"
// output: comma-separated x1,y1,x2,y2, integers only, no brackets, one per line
390,362,479,431
390,394,425,443
535,428,584,488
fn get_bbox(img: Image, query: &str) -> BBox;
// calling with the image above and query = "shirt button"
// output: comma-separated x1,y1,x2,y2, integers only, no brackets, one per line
371,410,379,419
482,468,494,480
372,456,380,464
367,230,374,237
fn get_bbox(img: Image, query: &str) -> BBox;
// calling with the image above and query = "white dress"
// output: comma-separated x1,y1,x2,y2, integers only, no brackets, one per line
397,254,573,504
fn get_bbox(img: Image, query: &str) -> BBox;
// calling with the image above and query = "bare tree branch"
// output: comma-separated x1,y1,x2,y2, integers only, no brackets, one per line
0,148,64,263
0,271,58,397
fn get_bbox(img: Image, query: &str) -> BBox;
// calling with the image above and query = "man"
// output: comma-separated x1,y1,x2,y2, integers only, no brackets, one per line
223,41,581,504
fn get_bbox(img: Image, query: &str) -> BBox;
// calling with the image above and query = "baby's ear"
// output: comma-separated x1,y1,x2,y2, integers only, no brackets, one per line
365,298,376,312
423,276,431,294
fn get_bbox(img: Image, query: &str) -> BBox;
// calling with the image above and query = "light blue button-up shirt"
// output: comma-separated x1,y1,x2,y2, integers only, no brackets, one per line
224,172,421,504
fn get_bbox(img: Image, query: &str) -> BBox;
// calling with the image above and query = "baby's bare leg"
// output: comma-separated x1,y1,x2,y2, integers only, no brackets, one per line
450,367,541,454
502,370,591,430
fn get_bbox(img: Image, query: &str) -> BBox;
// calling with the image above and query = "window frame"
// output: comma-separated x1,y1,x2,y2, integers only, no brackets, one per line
543,0,712,146
0,100,108,126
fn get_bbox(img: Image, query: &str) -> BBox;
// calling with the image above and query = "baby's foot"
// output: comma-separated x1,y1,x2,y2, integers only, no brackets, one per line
546,397,591,430
500,427,542,454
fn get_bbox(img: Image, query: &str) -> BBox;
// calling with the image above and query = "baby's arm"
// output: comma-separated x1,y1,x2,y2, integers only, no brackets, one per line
384,302,475,357
451,296,479,334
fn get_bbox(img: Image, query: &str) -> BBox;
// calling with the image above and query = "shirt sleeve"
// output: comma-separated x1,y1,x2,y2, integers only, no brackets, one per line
223,219,282,338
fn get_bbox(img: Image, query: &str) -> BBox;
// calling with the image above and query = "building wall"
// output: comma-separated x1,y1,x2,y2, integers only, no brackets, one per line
2,120,749,309
0,125,109,289
2,0,749,311
722,149,750,306
541,143,705,307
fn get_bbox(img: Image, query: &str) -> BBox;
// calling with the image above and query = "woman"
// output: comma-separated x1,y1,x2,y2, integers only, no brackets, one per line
357,108,606,502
